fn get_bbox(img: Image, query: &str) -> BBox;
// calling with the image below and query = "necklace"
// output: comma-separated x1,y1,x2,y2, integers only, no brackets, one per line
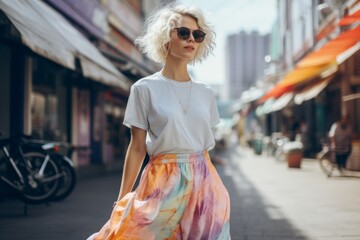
158,72,193,114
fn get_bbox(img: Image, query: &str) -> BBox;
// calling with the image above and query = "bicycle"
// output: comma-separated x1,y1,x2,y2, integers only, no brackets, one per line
0,134,62,204
22,138,77,201
317,139,337,177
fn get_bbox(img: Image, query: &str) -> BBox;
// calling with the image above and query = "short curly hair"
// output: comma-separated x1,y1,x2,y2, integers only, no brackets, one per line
135,4,216,64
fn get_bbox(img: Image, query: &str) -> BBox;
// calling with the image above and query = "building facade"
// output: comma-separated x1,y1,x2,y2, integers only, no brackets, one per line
252,0,360,169
226,31,270,100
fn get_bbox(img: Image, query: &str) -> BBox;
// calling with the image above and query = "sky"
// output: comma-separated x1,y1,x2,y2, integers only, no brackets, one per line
177,0,277,85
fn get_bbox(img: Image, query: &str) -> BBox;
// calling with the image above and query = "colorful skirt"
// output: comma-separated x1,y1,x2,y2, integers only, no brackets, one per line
88,151,231,240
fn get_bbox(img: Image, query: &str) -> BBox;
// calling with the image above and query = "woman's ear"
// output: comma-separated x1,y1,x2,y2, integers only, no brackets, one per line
164,41,172,58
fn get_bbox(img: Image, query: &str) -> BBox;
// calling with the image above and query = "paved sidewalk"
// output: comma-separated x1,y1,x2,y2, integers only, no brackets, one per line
218,145,360,240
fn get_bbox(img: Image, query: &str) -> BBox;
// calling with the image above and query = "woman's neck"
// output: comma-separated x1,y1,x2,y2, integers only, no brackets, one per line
161,58,190,82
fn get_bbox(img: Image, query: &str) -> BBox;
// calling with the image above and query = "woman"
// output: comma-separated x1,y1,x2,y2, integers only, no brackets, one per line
88,4,231,239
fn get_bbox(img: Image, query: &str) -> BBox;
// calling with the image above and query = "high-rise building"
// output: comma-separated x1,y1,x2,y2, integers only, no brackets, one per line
226,30,270,100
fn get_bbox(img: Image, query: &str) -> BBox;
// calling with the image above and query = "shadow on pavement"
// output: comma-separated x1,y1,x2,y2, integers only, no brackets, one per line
0,172,122,240
215,145,310,240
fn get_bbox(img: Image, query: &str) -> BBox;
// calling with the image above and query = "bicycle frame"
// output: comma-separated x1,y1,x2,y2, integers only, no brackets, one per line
0,139,60,190
0,144,26,191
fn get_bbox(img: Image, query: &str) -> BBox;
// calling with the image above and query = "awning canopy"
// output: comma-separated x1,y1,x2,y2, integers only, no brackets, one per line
338,9,360,26
294,76,333,105
281,27,360,87
270,92,294,113
296,26,360,69
0,0,131,91
240,87,265,104
259,84,293,103
278,64,336,88
261,25,360,105
296,39,357,68
256,98,275,116
44,0,106,40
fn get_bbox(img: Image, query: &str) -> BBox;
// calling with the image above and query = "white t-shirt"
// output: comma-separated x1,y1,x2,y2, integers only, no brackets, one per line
123,72,220,156
329,122,352,153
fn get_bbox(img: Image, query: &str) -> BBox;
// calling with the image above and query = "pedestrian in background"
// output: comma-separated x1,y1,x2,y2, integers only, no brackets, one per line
87,4,230,240
329,114,352,172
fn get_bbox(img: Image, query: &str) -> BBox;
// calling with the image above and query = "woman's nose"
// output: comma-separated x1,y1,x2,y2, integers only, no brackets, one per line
187,33,195,42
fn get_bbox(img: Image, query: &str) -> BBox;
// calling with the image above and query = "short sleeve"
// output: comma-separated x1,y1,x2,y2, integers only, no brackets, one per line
328,123,337,137
123,85,149,130
209,91,220,128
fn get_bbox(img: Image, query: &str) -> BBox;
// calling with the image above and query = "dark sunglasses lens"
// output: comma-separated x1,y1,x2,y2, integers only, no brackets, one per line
177,27,190,40
193,30,206,43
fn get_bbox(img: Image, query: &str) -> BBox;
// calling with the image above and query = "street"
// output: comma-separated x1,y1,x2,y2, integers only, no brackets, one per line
1,144,360,240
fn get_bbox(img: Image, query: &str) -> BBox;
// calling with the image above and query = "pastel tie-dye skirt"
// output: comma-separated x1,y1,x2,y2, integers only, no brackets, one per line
88,151,231,240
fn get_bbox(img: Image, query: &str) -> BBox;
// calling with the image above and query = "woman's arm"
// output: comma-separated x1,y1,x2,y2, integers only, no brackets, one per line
116,126,147,201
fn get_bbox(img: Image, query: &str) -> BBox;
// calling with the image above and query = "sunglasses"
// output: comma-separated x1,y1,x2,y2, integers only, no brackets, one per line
174,27,206,43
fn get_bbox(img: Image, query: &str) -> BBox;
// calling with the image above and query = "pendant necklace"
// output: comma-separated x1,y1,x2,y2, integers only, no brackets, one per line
158,72,192,114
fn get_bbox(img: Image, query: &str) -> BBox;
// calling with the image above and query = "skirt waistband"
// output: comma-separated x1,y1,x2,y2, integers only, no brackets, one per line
150,151,210,164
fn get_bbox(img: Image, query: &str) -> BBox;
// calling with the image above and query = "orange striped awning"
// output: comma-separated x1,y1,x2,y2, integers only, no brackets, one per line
278,64,336,88
260,26,360,105
278,26,360,87
338,9,360,26
297,26,360,69
296,39,357,68
258,85,293,103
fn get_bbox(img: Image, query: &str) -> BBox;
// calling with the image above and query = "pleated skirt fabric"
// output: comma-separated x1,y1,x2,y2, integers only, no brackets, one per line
88,151,231,240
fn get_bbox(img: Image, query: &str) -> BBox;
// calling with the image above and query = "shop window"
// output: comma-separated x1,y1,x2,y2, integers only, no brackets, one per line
31,58,69,142
31,92,59,140
105,103,126,160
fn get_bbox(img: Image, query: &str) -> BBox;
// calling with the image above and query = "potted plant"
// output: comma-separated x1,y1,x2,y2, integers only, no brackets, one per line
283,141,303,168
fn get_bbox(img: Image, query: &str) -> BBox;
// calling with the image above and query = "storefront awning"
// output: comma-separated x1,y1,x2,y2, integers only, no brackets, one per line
240,87,265,104
294,76,333,105
256,98,275,116
261,26,360,104
278,64,336,88
259,84,293,103
270,92,294,113
297,26,360,69
296,40,357,68
0,0,131,91
286,26,360,84
338,9,360,26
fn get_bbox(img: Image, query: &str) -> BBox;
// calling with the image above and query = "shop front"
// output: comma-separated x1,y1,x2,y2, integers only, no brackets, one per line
0,0,131,167
341,55,360,170
31,57,70,142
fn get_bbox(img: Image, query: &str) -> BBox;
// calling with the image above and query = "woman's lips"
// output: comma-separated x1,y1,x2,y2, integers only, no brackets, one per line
184,46,195,51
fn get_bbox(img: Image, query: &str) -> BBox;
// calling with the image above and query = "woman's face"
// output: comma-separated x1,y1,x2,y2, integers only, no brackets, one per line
167,15,201,62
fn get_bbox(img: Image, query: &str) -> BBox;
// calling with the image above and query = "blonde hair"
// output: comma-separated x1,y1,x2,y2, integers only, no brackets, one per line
135,4,216,64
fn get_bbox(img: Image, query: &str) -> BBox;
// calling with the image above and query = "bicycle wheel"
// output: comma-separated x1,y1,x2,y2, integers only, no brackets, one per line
21,152,60,204
51,155,76,201
319,152,335,177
